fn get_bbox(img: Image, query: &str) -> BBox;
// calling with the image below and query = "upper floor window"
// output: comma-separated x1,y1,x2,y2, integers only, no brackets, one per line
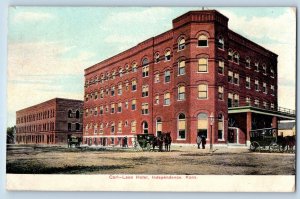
142,85,149,97
118,84,122,95
228,49,233,61
228,71,233,83
131,99,136,110
254,99,259,107
246,57,251,68
198,84,208,99
246,76,251,89
132,63,137,72
255,80,259,91
112,70,116,80
164,70,170,83
246,97,251,106
111,86,115,96
178,60,185,75
118,121,122,133
131,120,136,133
234,94,239,107
198,58,208,72
218,86,224,100
198,35,208,47
270,67,275,78
255,62,259,72
68,110,72,118
142,58,149,66
76,110,80,118
154,73,160,83
233,73,239,85
125,65,130,74
119,68,123,77
262,82,267,94
141,103,149,115
262,64,267,75
218,60,224,74
233,52,239,64
118,102,122,113
217,36,224,49
111,123,115,134
270,85,275,95
178,37,185,50
228,93,233,107
132,79,137,91
142,65,149,77
178,85,185,101
164,92,170,105
165,50,171,61
155,53,160,63
100,89,104,98
155,95,159,105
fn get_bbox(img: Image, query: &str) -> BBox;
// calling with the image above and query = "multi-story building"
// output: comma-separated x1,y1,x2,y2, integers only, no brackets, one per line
83,10,295,147
16,98,83,145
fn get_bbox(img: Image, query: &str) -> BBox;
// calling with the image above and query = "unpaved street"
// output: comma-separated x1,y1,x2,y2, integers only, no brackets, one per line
6,145,295,175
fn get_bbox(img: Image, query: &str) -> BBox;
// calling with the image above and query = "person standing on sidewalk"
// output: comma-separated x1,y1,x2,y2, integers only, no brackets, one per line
196,135,202,149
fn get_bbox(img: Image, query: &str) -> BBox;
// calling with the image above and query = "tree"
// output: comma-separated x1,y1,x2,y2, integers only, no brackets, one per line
7,126,16,144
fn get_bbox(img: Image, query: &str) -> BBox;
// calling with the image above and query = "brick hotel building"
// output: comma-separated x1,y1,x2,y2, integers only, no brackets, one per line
83,10,295,147
16,98,83,145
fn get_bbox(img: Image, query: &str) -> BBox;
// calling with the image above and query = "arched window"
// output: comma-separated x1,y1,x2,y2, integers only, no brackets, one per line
217,36,224,49
178,113,186,139
68,110,72,118
198,35,208,47
197,113,208,138
111,122,115,134
156,118,162,136
132,63,137,72
218,114,224,140
246,57,251,68
165,50,171,61
142,58,149,66
228,49,233,61
155,53,160,63
178,37,185,50
142,121,148,134
119,68,123,77
76,110,80,118
76,123,80,131
233,52,239,64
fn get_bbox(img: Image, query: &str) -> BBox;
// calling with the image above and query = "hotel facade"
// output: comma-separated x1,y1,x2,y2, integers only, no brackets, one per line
83,10,295,147
16,98,83,145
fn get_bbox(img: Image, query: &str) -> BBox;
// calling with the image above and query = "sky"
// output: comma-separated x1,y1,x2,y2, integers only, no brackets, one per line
6,7,296,127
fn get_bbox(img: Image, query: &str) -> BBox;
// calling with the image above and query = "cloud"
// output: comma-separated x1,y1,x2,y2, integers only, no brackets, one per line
13,11,55,22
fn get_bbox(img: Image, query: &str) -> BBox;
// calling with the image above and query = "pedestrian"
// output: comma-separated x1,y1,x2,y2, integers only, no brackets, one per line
201,135,206,149
196,135,201,149
124,136,128,148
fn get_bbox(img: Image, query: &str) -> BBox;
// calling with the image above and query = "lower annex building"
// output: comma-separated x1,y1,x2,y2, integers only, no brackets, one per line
83,9,295,147
16,98,83,145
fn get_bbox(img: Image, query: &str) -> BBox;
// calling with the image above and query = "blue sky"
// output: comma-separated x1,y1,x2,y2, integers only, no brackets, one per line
7,7,296,126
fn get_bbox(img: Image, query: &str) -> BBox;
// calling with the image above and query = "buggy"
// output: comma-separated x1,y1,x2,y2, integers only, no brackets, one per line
136,134,155,151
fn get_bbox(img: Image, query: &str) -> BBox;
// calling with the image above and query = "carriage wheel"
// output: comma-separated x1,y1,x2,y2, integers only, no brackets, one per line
279,145,288,153
250,142,260,152
269,143,279,153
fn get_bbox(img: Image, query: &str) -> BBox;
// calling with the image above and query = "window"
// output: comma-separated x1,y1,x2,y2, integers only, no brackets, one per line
246,77,251,89
198,35,208,47
246,58,251,68
142,85,149,97
94,124,98,134
118,121,122,133
111,86,115,96
228,93,233,107
131,121,136,133
125,81,129,90
218,114,224,140
254,99,259,107
112,70,116,80
94,92,98,100
100,106,103,115
85,94,89,102
270,103,275,110
125,101,128,109
218,60,224,74
228,49,233,61
85,109,88,117
164,92,170,105
270,85,275,95
156,118,162,135
111,104,115,114
246,97,251,106
118,102,122,113
76,110,80,118
142,121,149,134
178,60,185,75
142,58,149,66
68,123,71,131
233,73,239,85
131,99,136,110
141,103,149,115
217,36,224,49
233,52,239,64
218,86,224,100
155,95,159,105
94,107,98,115
68,110,72,118
100,89,104,98
263,101,268,109
111,123,115,134
132,79,137,91
178,85,185,100
270,67,275,78
132,63,137,72
155,53,160,63
198,58,208,72
165,50,171,61
154,73,160,83
99,123,103,134
164,70,170,83
197,113,208,138
105,105,109,112
178,37,185,50
255,62,259,72
118,84,122,95
263,82,267,94
119,68,123,77
198,84,208,99
255,80,259,91
142,66,149,77
178,113,186,139
234,94,239,107
262,64,267,75
125,65,130,74
228,71,233,83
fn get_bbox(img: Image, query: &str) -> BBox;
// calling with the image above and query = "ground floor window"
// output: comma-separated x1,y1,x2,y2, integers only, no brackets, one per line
197,113,208,138
178,113,186,139
218,113,224,140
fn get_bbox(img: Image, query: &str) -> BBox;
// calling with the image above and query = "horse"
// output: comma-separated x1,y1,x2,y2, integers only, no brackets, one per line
163,132,172,152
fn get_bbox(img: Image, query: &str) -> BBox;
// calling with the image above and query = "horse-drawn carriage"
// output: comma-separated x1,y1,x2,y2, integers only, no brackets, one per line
67,135,82,148
135,132,172,151
249,128,295,153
